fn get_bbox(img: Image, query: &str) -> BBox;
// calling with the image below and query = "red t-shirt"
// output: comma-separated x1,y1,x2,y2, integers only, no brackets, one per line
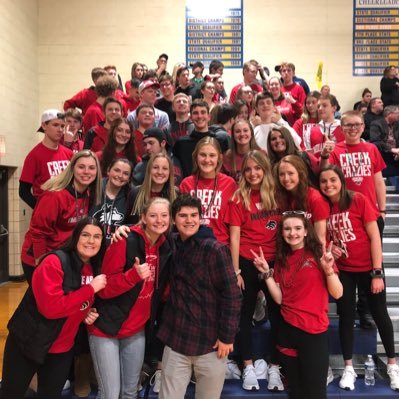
83,102,104,133
274,248,336,334
274,97,302,127
226,190,280,261
32,254,95,353
292,118,318,150
309,123,345,158
88,225,165,339
329,141,386,212
179,173,237,244
134,129,145,158
20,143,73,199
287,187,329,223
328,192,379,272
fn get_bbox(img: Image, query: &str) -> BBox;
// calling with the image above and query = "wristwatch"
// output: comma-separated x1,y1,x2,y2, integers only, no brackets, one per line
370,269,384,279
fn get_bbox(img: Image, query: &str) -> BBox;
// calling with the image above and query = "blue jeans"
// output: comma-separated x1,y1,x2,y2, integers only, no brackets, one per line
89,331,145,399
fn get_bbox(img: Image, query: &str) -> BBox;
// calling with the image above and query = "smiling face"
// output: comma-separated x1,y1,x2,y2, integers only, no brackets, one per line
233,120,252,146
191,105,210,132
269,130,287,155
319,169,342,203
141,201,170,242
341,114,364,144
73,156,98,192
317,98,336,122
104,102,122,125
150,156,170,187
278,161,299,192
114,122,132,146
107,160,131,189
174,206,201,241
197,143,220,178
76,224,103,263
268,77,281,97
282,217,307,250
244,158,264,190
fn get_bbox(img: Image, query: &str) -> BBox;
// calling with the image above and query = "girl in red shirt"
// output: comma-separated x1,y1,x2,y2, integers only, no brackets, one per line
252,212,342,399
21,150,102,284
275,154,329,243
180,136,236,244
319,165,399,392
1,217,107,399
226,150,283,392
97,117,139,176
88,197,172,399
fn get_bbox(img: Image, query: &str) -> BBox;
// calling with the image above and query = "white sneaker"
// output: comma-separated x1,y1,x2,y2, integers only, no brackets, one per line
242,365,260,391
225,360,241,379
254,359,268,379
326,366,334,386
267,364,284,391
150,369,162,394
339,366,357,391
387,364,399,391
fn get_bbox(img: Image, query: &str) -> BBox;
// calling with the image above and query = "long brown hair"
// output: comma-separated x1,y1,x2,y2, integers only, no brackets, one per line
274,155,309,211
101,117,138,175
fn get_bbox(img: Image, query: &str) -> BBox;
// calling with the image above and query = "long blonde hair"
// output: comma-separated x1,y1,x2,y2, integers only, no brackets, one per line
132,153,176,216
41,150,102,206
138,197,171,234
232,150,276,211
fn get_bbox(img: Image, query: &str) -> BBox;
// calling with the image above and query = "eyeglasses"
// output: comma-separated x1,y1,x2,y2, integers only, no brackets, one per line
342,123,363,130
80,232,103,241
282,210,306,217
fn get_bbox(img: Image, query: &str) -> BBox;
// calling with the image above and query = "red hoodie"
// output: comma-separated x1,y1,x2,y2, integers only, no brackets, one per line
88,225,165,339
21,188,90,267
32,254,95,353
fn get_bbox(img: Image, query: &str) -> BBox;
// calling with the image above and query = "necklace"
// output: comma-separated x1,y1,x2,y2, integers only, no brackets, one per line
195,173,218,217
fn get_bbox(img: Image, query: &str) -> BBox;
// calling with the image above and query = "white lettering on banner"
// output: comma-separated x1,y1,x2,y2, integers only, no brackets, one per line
328,212,356,242
47,160,70,176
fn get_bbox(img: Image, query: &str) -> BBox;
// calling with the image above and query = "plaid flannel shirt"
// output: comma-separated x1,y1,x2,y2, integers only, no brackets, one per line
157,227,242,356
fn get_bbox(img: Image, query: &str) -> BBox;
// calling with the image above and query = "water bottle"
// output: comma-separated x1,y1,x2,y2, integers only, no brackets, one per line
364,354,375,386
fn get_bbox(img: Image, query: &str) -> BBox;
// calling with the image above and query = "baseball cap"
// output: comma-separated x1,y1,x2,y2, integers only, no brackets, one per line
139,80,160,94
143,127,167,143
37,109,65,132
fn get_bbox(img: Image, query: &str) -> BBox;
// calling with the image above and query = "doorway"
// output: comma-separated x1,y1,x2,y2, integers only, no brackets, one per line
0,167,9,282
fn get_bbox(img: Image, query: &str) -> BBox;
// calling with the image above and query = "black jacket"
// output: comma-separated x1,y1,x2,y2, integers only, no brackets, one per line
7,250,86,364
93,230,172,336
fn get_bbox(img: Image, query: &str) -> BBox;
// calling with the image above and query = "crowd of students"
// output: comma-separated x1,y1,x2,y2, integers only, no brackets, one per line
3,57,399,399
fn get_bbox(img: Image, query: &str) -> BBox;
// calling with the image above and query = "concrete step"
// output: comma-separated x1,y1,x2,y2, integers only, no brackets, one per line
383,252,399,265
384,225,399,237
386,193,399,204
383,237,399,252
384,213,399,226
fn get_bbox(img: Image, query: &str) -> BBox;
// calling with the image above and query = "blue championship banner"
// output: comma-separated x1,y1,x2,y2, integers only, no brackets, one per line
186,0,243,68
353,0,399,76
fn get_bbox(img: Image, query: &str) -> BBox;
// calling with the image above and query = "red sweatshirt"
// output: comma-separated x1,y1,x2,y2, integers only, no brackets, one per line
64,87,97,115
21,188,90,267
88,225,165,339
32,254,95,353
83,102,104,134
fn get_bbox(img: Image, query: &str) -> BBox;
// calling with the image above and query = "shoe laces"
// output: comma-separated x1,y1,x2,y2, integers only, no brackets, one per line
243,365,256,377
388,365,399,378
342,367,357,379
150,370,161,386
269,365,281,377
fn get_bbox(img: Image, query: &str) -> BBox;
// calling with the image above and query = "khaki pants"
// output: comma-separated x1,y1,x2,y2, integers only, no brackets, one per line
159,345,226,399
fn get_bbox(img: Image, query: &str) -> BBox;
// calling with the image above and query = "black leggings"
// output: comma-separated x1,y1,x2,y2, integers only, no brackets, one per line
0,334,74,399
237,256,281,363
337,270,395,360
278,318,328,399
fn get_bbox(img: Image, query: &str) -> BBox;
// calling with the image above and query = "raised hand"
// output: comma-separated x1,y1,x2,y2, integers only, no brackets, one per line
134,257,150,280
320,242,334,272
250,246,269,273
